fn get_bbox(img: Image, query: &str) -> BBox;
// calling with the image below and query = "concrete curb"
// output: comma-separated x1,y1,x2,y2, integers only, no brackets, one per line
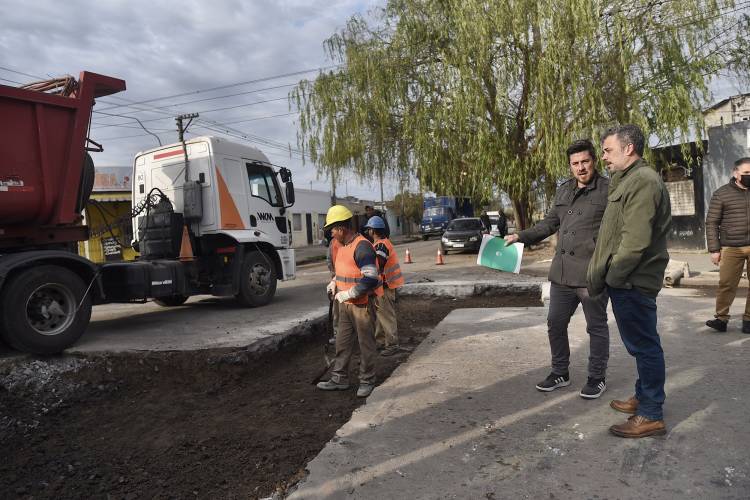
400,280,544,299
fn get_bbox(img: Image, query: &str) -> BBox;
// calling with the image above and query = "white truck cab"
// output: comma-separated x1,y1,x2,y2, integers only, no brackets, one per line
133,137,295,281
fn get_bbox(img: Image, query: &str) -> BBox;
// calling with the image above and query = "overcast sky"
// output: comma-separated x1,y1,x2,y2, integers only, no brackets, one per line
0,0,393,200
1,0,746,201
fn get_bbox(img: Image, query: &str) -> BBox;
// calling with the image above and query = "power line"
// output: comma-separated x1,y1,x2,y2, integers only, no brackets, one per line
95,111,299,141
0,65,43,80
91,95,291,129
97,82,300,119
94,65,341,112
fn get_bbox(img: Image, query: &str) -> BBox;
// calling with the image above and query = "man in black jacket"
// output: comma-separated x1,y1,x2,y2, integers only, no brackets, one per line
705,157,750,333
505,139,610,398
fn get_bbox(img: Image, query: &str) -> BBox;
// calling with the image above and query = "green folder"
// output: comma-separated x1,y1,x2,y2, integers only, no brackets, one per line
476,235,524,273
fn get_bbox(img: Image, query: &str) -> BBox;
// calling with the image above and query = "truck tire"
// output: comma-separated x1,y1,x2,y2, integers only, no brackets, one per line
153,295,189,307
422,235,429,241
235,250,277,307
0,265,92,354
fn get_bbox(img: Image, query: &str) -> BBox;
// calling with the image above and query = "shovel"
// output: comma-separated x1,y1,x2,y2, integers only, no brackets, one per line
311,297,335,385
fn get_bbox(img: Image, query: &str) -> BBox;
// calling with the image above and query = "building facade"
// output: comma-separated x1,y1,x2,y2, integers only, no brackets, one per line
704,94,750,129
78,166,137,262
287,189,332,247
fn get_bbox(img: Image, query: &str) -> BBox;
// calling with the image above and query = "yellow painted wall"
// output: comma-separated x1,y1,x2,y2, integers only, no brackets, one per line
78,194,138,263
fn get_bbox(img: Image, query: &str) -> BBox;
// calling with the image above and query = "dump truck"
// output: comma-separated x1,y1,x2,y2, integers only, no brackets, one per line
0,71,296,354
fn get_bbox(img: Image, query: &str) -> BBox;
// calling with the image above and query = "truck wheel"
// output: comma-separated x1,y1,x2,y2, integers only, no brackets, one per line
236,251,277,307
153,295,189,307
0,265,92,354
422,235,429,241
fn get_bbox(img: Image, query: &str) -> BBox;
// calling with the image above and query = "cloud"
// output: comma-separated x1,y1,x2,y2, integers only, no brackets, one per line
0,0,391,198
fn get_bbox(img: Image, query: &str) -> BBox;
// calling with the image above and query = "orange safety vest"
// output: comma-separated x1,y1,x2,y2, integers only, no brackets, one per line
335,234,384,304
377,238,405,289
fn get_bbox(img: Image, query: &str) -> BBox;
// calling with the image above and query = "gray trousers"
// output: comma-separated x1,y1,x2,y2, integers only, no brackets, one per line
548,283,609,379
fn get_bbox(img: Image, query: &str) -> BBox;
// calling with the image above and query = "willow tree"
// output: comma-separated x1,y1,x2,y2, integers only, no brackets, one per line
293,0,749,228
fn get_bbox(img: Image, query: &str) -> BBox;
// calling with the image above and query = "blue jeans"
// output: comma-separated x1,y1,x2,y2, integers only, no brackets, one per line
607,286,665,420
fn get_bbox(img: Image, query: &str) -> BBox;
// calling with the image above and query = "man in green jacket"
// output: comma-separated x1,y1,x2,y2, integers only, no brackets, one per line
587,124,672,439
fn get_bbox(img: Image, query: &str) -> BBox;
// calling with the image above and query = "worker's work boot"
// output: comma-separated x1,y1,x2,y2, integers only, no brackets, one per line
609,415,666,438
743,320,750,334
317,379,350,391
610,396,639,414
356,383,374,398
380,345,401,357
706,318,728,332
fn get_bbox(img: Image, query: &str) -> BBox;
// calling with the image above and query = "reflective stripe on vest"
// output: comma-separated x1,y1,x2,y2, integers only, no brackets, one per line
379,238,405,288
334,234,384,304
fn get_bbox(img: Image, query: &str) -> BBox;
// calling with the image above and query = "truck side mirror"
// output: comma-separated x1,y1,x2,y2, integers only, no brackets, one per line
285,182,295,206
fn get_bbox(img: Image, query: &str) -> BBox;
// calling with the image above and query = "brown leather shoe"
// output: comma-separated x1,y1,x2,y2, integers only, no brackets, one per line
610,396,639,414
609,415,666,438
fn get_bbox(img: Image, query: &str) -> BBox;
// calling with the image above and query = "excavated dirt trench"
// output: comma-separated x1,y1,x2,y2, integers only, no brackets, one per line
1,294,540,499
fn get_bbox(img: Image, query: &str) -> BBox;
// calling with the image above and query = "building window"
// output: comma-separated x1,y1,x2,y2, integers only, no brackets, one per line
292,213,302,231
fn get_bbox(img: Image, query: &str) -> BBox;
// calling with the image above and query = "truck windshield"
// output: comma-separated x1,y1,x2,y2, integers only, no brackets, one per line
246,162,282,207
447,219,482,231
424,207,450,217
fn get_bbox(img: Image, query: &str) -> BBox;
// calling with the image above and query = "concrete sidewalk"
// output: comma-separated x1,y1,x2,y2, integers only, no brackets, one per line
290,287,750,499
519,248,747,289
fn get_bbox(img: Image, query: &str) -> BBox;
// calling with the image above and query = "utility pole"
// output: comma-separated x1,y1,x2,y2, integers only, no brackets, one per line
378,163,385,211
400,171,407,235
330,169,337,205
176,113,199,182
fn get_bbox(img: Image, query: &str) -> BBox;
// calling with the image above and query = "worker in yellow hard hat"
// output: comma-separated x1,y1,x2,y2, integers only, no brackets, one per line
318,205,383,398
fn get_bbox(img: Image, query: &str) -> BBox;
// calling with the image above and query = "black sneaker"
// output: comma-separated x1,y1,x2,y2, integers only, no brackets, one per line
706,319,728,332
535,372,570,392
579,377,606,399
743,320,750,334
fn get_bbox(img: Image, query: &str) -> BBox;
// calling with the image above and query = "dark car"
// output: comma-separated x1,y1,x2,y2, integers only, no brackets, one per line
440,217,485,254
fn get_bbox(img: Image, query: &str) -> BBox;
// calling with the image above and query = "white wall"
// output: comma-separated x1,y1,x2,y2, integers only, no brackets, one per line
705,96,750,128
287,189,332,247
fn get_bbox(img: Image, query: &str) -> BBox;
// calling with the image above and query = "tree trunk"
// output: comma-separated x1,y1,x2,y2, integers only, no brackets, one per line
511,194,532,231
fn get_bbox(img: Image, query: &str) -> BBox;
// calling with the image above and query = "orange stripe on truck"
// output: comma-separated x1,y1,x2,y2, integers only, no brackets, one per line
215,167,245,229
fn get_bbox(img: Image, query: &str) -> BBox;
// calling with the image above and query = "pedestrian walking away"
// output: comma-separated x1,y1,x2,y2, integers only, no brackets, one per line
364,216,405,357
480,211,492,234
504,139,610,399
704,157,750,334
587,124,672,439
317,205,383,398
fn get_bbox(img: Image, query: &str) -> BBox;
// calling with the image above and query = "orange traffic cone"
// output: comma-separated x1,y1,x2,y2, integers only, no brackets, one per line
435,248,445,265
404,248,414,264
179,225,195,261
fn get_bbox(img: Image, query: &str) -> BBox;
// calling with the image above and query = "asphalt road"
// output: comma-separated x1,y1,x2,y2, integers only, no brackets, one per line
67,239,500,353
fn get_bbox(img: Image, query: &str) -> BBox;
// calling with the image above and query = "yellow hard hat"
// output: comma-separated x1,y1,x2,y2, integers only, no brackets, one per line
324,205,353,229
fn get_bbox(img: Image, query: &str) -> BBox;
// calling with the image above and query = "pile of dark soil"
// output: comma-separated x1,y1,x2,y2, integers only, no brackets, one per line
0,294,539,499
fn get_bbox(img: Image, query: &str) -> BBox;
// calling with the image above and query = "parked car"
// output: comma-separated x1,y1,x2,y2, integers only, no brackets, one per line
440,217,485,254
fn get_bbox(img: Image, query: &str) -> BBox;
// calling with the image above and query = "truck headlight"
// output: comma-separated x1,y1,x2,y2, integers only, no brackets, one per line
441,236,448,242
469,236,478,242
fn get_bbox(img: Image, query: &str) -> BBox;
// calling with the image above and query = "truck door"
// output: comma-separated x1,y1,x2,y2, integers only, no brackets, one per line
245,161,283,237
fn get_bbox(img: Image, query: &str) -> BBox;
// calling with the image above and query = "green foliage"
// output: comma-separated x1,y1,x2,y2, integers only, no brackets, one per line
391,191,424,224
292,0,749,228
